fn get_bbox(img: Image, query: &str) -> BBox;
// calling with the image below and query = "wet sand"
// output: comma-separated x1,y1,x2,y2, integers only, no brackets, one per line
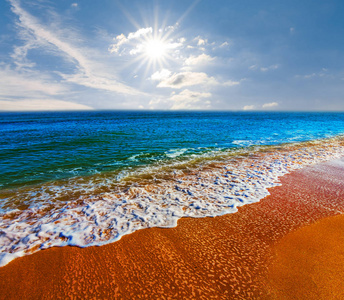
1,160,344,299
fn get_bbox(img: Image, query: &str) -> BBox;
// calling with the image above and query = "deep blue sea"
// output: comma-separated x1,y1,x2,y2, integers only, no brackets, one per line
1,111,344,190
1,111,344,266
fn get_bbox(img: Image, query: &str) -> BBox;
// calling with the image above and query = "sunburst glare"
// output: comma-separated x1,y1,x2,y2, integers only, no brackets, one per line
145,39,167,60
132,30,177,76
108,3,199,79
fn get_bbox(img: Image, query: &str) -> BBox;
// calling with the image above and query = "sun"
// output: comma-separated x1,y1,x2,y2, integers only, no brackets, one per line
144,39,167,60
119,23,179,73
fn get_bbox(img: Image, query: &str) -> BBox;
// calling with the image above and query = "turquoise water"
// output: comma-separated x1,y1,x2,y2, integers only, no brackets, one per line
1,111,344,190
1,111,344,266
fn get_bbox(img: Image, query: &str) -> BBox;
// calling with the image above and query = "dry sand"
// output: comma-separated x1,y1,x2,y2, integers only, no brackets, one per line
268,213,344,300
1,160,344,299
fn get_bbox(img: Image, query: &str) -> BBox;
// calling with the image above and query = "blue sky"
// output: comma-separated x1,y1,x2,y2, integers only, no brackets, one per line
0,0,344,111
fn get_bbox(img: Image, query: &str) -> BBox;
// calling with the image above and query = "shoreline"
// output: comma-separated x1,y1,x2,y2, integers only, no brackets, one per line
2,136,344,267
1,159,344,298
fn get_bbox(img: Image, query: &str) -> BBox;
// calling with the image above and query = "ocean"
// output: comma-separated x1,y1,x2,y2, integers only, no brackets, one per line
1,111,344,266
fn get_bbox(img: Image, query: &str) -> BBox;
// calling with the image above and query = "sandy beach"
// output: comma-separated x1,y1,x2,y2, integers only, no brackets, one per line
1,0,344,297
1,159,344,299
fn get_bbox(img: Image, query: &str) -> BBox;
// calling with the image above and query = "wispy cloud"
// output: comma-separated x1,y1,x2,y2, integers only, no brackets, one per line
260,64,279,72
223,80,241,86
295,68,331,79
0,99,92,111
249,64,279,72
0,64,93,111
219,41,229,48
0,67,66,98
9,0,141,96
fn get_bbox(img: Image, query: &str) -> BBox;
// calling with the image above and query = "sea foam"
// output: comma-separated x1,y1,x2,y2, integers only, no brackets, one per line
0,137,344,267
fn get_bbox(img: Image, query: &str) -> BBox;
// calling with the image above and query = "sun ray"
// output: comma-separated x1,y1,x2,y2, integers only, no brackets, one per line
112,2,195,77
116,1,142,31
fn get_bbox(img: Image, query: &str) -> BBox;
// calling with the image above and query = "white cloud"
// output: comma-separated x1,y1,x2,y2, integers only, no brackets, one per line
262,102,279,108
243,105,255,110
290,27,295,34
109,34,126,54
129,44,144,55
157,71,217,89
71,3,78,8
9,0,141,96
184,53,215,66
128,27,152,40
166,41,184,50
170,89,212,110
150,69,172,81
194,36,207,46
0,99,92,111
109,27,153,53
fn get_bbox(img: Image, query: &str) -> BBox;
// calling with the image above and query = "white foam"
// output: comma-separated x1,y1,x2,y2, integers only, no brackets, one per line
1,137,344,267
165,148,188,158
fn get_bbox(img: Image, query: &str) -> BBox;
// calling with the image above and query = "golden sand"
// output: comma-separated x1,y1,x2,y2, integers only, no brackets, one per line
267,214,344,300
1,161,344,299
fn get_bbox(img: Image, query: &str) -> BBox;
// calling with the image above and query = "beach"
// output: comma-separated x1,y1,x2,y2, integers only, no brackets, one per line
1,159,344,299
1,0,344,296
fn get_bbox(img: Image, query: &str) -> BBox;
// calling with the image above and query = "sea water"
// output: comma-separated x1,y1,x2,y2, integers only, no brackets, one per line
1,111,344,266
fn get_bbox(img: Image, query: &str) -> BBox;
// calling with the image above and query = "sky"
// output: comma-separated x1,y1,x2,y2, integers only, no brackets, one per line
0,0,344,111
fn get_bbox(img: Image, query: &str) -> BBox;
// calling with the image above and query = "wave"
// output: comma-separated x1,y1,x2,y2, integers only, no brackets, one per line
1,136,344,266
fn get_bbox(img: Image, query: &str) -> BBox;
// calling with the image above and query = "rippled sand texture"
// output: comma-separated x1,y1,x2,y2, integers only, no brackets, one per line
1,159,344,299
